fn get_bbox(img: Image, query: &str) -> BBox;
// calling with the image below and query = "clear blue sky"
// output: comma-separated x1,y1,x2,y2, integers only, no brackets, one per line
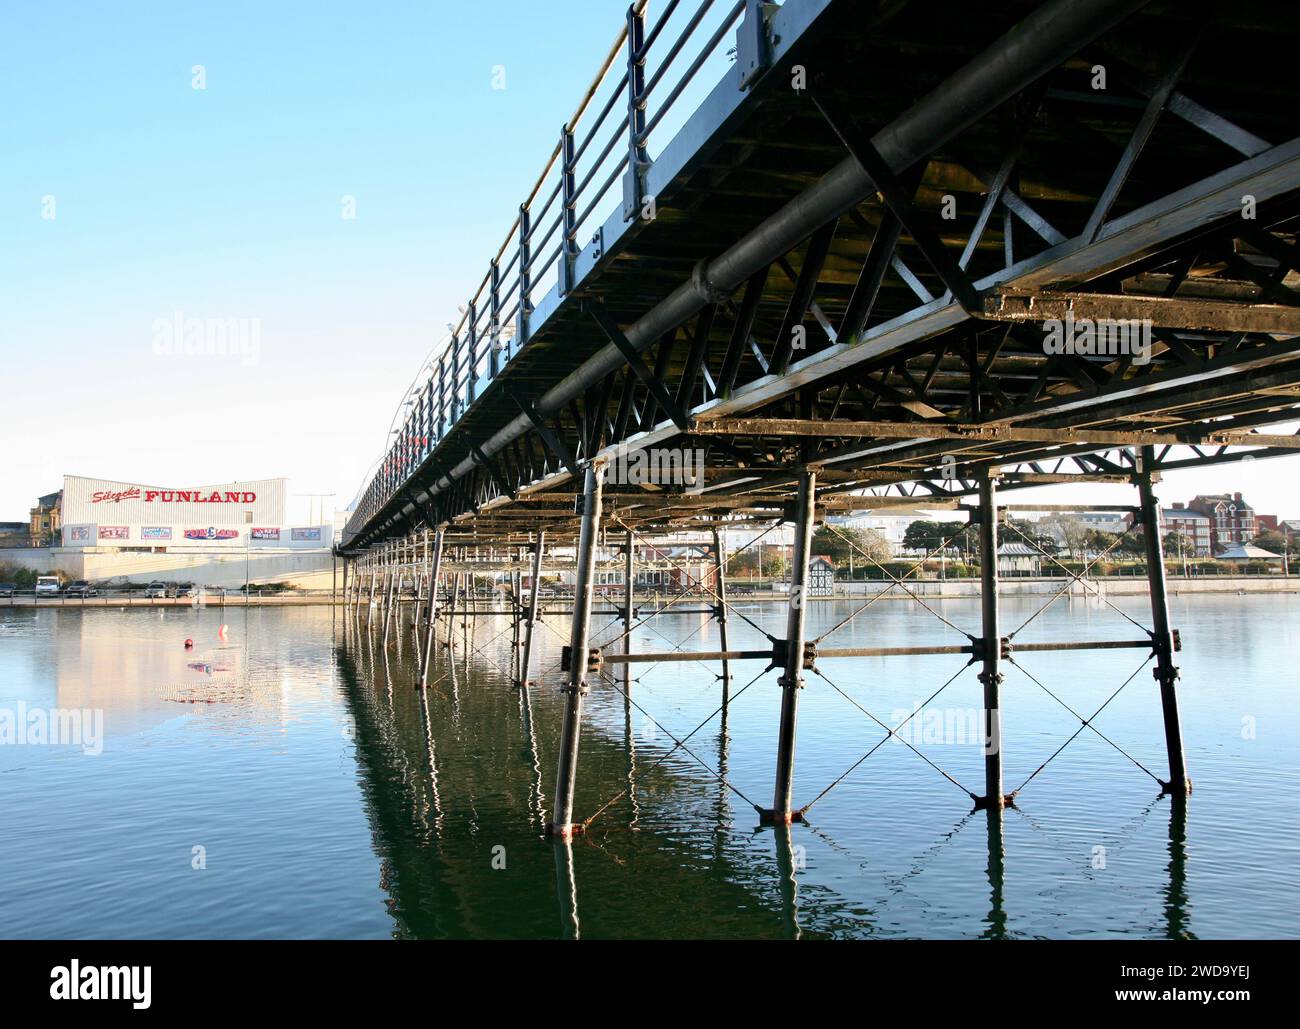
1,0,1296,526
0,0,622,523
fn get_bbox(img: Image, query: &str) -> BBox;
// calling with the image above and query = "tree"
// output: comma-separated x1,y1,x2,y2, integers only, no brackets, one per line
1163,531,1194,558
813,525,891,567
1118,527,1147,556
1043,515,1088,560
1252,530,1288,555
1084,528,1119,556
903,519,973,554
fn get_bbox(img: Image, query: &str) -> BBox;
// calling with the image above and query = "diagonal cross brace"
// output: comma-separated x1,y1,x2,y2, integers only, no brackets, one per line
502,382,581,478
812,93,983,314
470,442,517,500
585,301,693,431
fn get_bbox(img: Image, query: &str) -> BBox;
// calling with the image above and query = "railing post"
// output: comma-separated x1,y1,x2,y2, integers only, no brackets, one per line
551,467,603,837
467,300,479,402
736,0,772,91
560,124,577,295
621,3,650,222
489,258,502,377
436,357,447,440
450,333,463,422
1138,446,1191,797
518,203,532,342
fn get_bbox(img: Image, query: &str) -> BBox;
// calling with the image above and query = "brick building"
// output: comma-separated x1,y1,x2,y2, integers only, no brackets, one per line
1186,493,1256,552
1162,503,1213,557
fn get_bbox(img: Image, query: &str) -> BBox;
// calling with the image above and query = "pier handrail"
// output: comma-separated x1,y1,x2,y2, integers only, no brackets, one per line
347,0,753,541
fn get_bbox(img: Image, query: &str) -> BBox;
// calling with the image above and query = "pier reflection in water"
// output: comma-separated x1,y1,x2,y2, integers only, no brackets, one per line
0,595,1295,938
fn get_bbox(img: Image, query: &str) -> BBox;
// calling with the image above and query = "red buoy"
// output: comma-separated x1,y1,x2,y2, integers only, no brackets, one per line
184,638,194,649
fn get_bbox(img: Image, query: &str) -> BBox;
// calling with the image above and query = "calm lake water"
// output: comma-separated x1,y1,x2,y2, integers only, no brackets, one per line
1,592,1297,939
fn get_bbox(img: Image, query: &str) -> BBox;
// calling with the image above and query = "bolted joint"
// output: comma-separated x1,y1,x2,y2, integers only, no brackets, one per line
976,669,1005,688
1152,664,1181,684
970,636,1011,662
772,638,816,671
560,645,603,674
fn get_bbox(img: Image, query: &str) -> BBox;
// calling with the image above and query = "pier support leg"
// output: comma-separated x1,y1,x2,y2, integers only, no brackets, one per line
520,532,545,686
623,530,634,690
382,548,397,646
764,467,816,826
1138,446,1191,797
366,559,378,625
976,472,1007,810
550,466,603,837
511,549,523,680
711,527,732,701
445,571,459,649
419,529,446,688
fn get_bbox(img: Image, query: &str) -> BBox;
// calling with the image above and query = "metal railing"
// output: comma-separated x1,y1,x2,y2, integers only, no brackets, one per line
347,0,755,542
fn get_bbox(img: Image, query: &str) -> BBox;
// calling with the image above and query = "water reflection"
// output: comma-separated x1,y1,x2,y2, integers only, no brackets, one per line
336,596,1221,940
0,594,1294,938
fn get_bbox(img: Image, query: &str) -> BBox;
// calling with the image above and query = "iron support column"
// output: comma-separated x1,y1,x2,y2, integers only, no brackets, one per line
419,529,446,688
366,557,378,624
520,532,545,686
550,467,603,837
1138,446,1190,796
711,527,732,697
767,468,816,825
978,472,1005,809
382,549,398,644
623,530,634,687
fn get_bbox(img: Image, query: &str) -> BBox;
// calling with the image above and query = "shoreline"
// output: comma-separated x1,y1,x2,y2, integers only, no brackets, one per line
1,575,1296,608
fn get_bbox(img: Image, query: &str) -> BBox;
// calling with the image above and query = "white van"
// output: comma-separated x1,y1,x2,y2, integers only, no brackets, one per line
34,576,62,596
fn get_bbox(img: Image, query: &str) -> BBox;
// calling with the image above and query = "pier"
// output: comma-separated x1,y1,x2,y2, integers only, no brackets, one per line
336,0,1300,846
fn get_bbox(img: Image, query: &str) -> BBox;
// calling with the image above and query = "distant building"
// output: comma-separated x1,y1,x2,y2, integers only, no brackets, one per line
1216,542,1283,565
1162,503,1212,557
29,490,62,547
0,521,28,548
1076,511,1131,536
1281,519,1300,543
1187,492,1256,551
808,556,835,596
826,513,914,554
998,542,1040,575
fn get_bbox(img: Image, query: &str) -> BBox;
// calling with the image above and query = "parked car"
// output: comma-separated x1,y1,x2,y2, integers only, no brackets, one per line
0,583,14,597
143,581,168,598
34,576,62,597
174,582,196,598
64,580,98,597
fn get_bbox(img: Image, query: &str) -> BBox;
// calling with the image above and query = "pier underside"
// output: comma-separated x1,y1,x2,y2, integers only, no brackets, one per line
338,0,1300,839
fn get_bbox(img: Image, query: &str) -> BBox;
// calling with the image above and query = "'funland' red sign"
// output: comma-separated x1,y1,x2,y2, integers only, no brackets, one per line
91,488,256,504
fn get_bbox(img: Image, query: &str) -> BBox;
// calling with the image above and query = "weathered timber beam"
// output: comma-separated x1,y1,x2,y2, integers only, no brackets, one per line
979,291,1300,334
692,417,1300,450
